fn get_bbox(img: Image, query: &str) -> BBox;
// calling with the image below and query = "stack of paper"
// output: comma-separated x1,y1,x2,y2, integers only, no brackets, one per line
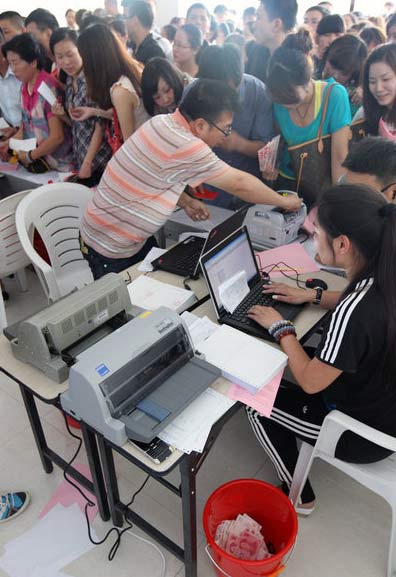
127,275,196,312
159,388,235,453
181,312,285,420
181,310,218,349
197,324,287,394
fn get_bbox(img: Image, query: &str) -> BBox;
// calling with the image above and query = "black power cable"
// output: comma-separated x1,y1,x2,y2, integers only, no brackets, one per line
61,413,150,561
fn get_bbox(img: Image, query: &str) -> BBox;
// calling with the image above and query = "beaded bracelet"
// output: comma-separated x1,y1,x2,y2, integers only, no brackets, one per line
277,328,297,342
273,324,297,343
268,319,293,337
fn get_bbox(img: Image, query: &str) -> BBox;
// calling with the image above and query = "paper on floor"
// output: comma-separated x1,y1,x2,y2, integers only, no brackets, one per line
0,503,97,577
39,462,98,523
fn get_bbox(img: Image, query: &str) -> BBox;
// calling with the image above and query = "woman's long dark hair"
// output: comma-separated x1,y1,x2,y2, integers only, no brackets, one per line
363,44,396,135
317,184,396,380
141,57,184,116
77,23,143,109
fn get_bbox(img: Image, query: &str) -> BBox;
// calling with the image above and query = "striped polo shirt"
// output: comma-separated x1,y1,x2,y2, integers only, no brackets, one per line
80,109,231,259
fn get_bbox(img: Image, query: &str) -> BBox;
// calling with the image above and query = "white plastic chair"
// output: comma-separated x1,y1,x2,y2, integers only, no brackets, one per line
0,190,34,330
15,183,94,303
289,410,396,577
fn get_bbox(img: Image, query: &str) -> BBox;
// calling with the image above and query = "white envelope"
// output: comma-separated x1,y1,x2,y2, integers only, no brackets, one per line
9,138,37,152
38,81,57,106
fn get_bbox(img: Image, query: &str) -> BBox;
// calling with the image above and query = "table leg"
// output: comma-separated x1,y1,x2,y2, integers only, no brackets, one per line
97,434,124,527
180,455,198,577
19,385,53,473
80,423,110,522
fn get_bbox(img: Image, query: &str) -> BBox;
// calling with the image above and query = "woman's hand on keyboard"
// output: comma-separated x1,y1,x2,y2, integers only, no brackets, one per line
248,305,283,329
262,282,315,305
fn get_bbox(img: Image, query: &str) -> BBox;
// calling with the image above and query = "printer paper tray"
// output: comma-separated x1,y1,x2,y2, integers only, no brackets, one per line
121,356,220,444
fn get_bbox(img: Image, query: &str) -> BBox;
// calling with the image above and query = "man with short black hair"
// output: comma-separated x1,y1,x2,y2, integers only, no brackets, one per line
245,0,298,83
342,137,396,202
314,14,345,77
126,0,165,64
25,9,59,71
0,11,25,42
80,79,300,279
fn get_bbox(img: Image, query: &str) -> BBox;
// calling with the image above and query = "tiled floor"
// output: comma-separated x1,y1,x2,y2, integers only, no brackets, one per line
0,272,391,577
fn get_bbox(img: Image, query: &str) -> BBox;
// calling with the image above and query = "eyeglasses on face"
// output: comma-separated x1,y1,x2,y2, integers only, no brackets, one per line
209,121,232,137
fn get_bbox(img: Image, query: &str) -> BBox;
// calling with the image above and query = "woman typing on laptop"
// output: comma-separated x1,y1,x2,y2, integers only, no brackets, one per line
246,184,396,515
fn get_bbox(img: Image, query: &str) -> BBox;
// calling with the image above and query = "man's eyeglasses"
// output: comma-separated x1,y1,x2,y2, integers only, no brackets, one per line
381,182,396,200
209,121,232,137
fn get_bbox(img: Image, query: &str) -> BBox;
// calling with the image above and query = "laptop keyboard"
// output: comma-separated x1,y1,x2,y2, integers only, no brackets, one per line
172,243,203,270
232,282,274,325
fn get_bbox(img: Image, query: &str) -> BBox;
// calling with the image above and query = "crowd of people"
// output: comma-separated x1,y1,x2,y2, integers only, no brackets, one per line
2,0,396,521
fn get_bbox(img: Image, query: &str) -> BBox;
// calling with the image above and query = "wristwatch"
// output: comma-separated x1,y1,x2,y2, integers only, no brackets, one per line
26,151,33,164
312,286,324,305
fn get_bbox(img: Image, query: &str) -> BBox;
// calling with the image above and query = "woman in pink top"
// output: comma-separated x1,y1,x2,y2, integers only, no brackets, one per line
1,33,72,171
363,44,396,141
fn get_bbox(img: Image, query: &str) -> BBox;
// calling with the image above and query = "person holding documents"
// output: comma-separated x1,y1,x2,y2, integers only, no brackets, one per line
0,33,72,171
246,184,396,515
80,78,301,279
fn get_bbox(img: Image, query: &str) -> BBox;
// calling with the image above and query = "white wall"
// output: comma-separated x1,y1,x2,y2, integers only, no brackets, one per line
7,0,384,29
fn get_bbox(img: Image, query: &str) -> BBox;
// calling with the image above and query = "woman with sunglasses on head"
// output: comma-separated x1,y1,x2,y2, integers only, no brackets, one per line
247,183,396,514
265,29,351,204
363,43,396,140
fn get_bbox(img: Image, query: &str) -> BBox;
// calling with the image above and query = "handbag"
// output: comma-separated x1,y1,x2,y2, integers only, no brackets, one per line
287,83,336,208
349,118,367,144
24,157,51,174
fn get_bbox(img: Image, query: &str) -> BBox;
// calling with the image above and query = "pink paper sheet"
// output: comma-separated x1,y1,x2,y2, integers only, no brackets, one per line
39,463,98,523
227,370,284,417
255,242,320,278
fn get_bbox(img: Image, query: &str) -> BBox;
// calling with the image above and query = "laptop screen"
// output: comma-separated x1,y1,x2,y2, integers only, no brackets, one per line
201,227,258,314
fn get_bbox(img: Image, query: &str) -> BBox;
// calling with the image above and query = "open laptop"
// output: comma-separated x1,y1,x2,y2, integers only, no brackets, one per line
151,207,249,279
200,226,304,341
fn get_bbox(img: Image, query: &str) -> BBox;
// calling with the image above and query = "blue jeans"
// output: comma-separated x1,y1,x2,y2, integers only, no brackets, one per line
80,236,157,280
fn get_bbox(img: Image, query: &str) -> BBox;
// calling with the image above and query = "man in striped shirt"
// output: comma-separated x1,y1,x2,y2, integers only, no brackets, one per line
80,79,301,279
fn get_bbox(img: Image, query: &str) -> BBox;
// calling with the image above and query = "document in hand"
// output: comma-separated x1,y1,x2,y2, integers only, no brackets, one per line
127,275,197,313
196,325,288,395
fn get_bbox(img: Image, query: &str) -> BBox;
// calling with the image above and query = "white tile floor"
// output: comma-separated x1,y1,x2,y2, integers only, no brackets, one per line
0,272,391,577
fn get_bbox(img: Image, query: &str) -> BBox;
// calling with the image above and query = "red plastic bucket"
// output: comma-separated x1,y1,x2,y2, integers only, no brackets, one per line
203,479,297,577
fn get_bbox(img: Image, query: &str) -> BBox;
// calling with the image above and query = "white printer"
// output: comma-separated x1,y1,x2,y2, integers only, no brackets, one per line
245,202,307,250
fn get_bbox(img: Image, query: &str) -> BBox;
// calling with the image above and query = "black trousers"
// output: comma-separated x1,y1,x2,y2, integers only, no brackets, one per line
80,236,157,280
247,382,393,503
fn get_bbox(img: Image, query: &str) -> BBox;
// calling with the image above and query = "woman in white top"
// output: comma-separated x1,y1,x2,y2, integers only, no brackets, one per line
71,23,148,152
